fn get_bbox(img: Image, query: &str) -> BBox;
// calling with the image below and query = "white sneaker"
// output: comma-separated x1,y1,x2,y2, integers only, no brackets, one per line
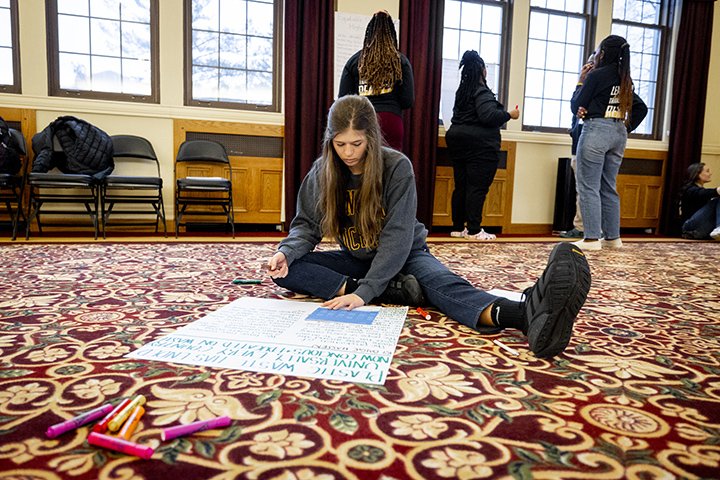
450,228,468,238
573,239,601,251
602,238,623,249
711,227,720,240
464,229,496,241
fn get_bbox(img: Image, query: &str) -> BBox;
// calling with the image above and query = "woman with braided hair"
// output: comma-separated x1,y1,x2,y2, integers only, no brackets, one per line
445,50,519,241
338,10,414,151
571,35,648,251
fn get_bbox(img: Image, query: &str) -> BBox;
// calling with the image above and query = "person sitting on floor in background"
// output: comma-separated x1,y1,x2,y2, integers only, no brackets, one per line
680,162,720,240
445,50,519,241
265,95,592,359
338,10,414,152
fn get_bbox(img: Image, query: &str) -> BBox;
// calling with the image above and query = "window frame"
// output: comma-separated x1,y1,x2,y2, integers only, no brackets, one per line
0,0,21,94
521,0,597,134
612,0,674,140
46,0,160,103
183,0,283,112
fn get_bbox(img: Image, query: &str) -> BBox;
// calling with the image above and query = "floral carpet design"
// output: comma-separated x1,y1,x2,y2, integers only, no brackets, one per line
0,241,719,480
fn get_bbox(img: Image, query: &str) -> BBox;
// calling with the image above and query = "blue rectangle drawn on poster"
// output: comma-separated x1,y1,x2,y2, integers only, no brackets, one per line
306,307,378,325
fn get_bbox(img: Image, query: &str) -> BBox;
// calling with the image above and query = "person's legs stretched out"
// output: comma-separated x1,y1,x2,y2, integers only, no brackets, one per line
409,242,591,358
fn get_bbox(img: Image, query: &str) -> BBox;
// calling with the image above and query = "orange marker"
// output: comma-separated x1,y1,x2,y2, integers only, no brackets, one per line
118,405,145,440
416,307,431,320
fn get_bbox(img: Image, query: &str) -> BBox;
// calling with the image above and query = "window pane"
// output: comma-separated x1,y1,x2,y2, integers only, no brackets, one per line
52,0,155,99
460,2,482,31
524,6,588,129
443,28,460,59
480,33,500,65
528,13,548,40
122,22,151,59
0,47,12,84
189,0,279,108
219,34,246,68
220,0,245,34
0,7,10,46
123,58,151,94
57,0,88,16
59,15,91,54
247,1,273,37
91,18,121,57
525,68,545,97
192,0,218,30
481,5,502,34
59,53,91,89
92,0,121,20
219,70,246,102
444,1,461,29
124,0,150,22
459,30,481,52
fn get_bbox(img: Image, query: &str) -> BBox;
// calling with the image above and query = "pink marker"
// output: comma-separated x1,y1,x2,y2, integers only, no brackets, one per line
46,403,114,438
87,432,154,459
161,416,232,441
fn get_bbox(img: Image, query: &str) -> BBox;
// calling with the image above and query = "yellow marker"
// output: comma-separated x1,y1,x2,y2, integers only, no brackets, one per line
108,395,146,432
118,405,145,440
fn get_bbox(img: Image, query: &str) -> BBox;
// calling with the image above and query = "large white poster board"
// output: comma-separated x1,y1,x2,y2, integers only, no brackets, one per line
127,297,408,385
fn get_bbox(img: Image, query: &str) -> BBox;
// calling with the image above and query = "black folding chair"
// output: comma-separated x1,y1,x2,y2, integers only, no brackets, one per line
102,135,166,238
25,136,100,239
174,140,234,238
0,129,28,240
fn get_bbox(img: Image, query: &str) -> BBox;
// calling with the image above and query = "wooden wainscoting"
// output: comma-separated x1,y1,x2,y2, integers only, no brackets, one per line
173,120,284,227
433,137,516,232
617,148,666,230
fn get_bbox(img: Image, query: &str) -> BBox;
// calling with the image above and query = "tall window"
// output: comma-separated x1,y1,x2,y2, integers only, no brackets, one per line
612,0,672,138
440,0,510,128
523,0,593,131
0,0,20,93
186,0,282,112
47,0,158,102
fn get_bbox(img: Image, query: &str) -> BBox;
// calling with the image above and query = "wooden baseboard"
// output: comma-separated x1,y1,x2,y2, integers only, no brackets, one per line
503,223,553,235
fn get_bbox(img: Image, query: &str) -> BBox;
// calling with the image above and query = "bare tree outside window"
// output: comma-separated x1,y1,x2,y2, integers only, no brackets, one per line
186,0,281,111
440,0,509,128
48,0,158,102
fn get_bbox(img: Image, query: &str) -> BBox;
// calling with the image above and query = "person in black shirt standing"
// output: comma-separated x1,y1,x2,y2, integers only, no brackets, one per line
445,50,519,241
680,162,720,240
570,35,647,251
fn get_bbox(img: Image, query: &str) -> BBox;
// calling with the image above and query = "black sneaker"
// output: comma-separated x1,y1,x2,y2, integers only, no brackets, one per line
378,273,425,306
559,228,584,238
522,243,591,358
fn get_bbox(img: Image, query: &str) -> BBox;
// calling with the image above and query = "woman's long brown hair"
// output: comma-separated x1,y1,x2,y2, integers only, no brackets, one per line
318,96,384,245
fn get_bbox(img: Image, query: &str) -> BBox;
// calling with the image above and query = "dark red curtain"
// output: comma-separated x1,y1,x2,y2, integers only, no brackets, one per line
399,1,445,228
283,1,334,228
660,0,716,235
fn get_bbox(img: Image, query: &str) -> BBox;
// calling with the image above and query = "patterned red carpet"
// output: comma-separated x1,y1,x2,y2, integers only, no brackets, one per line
0,241,718,479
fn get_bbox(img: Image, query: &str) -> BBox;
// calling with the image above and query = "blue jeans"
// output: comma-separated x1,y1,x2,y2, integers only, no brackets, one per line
682,197,720,239
576,118,628,240
272,246,499,330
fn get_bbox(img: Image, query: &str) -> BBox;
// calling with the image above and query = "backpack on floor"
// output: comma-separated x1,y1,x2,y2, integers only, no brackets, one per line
0,116,22,175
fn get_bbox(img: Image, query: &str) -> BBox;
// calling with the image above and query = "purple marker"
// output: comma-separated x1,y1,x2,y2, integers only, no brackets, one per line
161,416,232,441
46,403,114,438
